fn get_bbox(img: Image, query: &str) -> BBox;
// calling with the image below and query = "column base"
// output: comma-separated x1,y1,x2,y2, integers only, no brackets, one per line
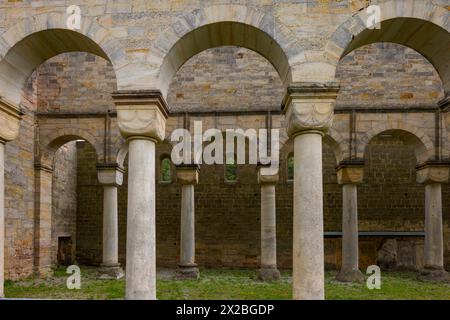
417,267,450,283
256,267,281,282
35,266,53,278
176,264,200,280
97,264,125,280
335,268,365,283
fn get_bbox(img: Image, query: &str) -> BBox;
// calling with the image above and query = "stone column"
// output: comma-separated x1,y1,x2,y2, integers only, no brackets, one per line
283,83,339,300
0,98,22,298
113,90,168,300
97,164,125,280
256,166,280,281
176,165,199,279
34,163,53,277
416,163,450,282
335,161,365,283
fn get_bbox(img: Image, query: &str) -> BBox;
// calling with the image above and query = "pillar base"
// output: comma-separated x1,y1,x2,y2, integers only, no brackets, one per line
176,264,199,280
97,264,125,280
256,267,281,282
335,268,365,283
417,267,450,283
35,266,53,278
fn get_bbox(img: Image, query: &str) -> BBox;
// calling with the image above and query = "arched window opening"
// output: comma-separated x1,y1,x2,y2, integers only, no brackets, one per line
225,154,237,183
287,153,294,182
160,157,172,183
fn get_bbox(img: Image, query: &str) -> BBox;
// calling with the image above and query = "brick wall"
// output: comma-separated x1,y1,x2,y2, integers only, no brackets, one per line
167,46,284,112
75,141,103,265
336,43,444,107
51,142,77,265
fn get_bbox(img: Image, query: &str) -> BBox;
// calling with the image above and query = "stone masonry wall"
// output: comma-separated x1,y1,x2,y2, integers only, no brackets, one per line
51,142,78,266
4,73,37,280
4,33,450,279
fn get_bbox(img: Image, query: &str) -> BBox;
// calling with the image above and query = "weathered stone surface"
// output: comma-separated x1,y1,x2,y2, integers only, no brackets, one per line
0,0,449,299
377,239,398,270
416,163,450,184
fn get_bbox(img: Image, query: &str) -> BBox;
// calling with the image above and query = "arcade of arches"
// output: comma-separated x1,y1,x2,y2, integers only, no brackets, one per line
0,0,449,300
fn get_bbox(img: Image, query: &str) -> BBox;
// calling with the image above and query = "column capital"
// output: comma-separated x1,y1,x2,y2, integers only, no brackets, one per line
416,161,450,184
112,90,169,142
97,163,125,186
176,164,199,185
0,97,23,143
282,82,340,138
336,160,364,185
257,165,279,184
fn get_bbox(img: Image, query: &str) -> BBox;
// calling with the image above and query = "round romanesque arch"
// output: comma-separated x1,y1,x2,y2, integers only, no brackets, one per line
39,129,102,168
152,4,304,97
326,128,348,164
360,123,434,164
0,12,124,105
325,0,450,92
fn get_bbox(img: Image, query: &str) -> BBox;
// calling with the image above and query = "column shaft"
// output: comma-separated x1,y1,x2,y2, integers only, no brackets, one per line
103,185,119,266
342,184,359,268
260,183,277,268
180,184,195,266
336,183,364,282
126,139,156,300
293,133,324,300
0,143,4,298
424,183,444,268
34,166,53,277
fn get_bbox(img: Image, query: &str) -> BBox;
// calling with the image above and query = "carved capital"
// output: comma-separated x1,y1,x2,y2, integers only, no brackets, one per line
113,90,169,142
257,166,279,184
336,160,364,185
0,97,23,143
416,162,450,184
97,163,124,186
282,83,339,137
176,165,199,185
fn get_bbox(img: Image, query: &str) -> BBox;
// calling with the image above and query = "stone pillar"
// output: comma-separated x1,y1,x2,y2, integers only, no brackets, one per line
283,83,339,300
176,165,199,279
335,161,365,283
97,164,125,280
0,98,21,298
416,163,450,282
34,163,53,277
113,90,168,300
256,166,280,282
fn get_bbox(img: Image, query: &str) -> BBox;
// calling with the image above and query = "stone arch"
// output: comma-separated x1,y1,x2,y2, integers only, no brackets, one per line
152,4,303,97
360,122,434,164
0,12,124,105
326,128,347,164
39,128,101,167
325,0,450,93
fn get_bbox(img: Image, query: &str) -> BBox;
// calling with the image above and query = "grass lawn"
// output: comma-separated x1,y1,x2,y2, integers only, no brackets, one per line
4,267,450,300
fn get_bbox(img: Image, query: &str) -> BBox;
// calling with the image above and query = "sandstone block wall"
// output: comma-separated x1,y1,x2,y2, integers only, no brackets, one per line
0,0,449,278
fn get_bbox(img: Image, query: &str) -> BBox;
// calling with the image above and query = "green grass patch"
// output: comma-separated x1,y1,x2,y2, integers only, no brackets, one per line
4,267,450,300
